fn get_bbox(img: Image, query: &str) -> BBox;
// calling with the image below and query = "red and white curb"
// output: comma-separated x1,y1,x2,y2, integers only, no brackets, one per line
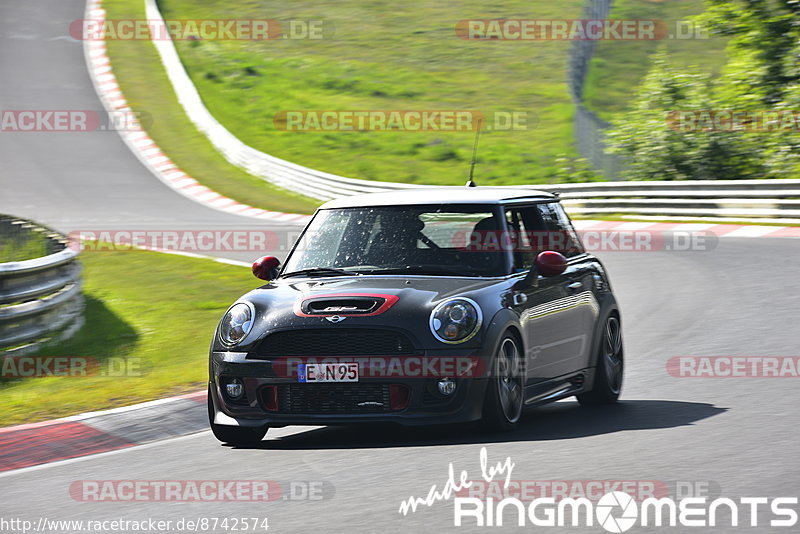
0,390,207,473
572,220,800,238
82,0,311,225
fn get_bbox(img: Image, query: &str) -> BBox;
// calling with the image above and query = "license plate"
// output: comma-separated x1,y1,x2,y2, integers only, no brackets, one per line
298,363,359,383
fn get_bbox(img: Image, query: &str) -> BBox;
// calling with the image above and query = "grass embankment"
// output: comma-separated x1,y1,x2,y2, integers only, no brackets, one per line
0,249,256,425
105,0,728,207
114,0,590,186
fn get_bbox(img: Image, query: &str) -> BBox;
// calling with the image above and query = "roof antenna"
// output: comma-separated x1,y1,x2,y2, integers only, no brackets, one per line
465,118,483,187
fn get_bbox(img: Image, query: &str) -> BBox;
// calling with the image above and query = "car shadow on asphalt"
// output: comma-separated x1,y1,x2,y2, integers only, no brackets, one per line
240,400,727,450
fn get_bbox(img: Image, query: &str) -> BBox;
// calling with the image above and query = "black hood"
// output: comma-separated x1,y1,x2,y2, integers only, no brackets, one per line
221,275,513,351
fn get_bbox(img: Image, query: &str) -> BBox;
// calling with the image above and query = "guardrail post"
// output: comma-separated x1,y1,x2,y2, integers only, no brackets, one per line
0,216,84,355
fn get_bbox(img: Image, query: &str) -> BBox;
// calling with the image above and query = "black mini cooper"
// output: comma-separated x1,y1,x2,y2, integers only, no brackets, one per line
208,187,623,445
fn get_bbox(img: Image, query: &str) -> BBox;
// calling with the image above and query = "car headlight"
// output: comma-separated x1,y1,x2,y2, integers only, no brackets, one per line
219,302,255,346
429,297,482,344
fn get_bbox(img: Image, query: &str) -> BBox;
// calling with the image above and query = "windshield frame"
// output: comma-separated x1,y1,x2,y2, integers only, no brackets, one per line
280,203,514,278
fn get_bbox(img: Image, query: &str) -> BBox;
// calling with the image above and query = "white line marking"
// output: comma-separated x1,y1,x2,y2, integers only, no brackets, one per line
215,258,251,267
0,432,210,479
569,220,601,229
722,225,778,238
64,395,200,422
611,221,656,231
668,223,717,232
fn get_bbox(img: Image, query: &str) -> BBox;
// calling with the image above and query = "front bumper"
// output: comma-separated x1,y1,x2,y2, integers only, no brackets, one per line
208,351,490,427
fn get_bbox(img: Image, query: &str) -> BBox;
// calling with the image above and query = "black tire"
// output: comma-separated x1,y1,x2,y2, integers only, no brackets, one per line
481,333,524,432
207,385,268,446
577,314,623,405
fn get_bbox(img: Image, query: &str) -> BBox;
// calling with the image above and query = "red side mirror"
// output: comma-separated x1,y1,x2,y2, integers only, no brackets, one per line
534,251,567,277
252,256,281,280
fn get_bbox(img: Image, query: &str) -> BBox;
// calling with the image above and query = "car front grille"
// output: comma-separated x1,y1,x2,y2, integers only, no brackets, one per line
275,383,390,414
255,329,415,356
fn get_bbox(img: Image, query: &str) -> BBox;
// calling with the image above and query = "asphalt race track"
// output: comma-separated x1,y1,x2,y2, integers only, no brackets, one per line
2,1,800,533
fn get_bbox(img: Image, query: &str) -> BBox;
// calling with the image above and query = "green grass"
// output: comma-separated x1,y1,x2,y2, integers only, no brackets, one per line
0,228,50,262
103,0,320,214
106,0,728,198
0,248,256,425
583,0,729,121
127,0,594,186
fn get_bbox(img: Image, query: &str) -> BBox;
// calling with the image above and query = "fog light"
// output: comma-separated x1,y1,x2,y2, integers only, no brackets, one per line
389,384,410,410
261,385,278,411
225,378,244,400
437,378,456,396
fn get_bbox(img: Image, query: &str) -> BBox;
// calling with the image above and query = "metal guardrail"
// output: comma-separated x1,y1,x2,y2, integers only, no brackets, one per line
136,0,800,223
0,217,84,354
543,180,800,220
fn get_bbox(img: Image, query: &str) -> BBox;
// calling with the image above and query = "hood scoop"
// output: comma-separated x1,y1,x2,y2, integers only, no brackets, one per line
302,296,384,316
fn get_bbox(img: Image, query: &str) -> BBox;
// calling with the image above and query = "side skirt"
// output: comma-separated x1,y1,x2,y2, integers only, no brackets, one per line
522,368,596,408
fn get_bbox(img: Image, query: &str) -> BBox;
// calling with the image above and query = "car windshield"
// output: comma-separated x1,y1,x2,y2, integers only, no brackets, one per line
282,205,509,277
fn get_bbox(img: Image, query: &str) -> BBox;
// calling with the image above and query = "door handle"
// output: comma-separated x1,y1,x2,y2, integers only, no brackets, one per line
567,281,583,291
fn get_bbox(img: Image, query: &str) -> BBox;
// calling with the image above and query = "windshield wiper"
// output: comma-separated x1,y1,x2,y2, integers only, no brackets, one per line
364,265,480,276
280,267,359,278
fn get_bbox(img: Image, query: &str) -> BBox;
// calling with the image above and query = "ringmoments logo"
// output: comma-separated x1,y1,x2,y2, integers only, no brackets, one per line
398,448,799,530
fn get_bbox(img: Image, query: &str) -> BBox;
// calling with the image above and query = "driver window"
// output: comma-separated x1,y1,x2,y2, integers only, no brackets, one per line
504,206,547,271
536,202,584,257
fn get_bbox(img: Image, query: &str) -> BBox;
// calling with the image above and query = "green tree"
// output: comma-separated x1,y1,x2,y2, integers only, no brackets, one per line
607,51,766,180
696,0,800,177
607,0,800,181
700,0,800,106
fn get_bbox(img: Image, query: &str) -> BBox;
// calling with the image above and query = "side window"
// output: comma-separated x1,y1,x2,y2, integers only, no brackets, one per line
536,202,584,257
419,211,493,248
553,203,584,255
505,206,547,271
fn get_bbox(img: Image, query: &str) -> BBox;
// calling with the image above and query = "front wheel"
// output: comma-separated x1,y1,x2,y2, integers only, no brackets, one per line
207,385,268,446
577,314,623,405
481,334,524,432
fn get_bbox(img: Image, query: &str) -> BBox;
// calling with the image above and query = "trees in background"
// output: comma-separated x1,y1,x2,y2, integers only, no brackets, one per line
608,0,800,180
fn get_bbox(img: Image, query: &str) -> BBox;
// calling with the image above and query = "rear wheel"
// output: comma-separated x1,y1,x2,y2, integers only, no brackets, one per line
481,334,524,432
207,385,268,446
577,314,623,405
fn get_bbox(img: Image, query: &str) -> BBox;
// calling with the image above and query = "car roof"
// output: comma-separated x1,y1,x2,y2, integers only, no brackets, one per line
319,186,556,209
